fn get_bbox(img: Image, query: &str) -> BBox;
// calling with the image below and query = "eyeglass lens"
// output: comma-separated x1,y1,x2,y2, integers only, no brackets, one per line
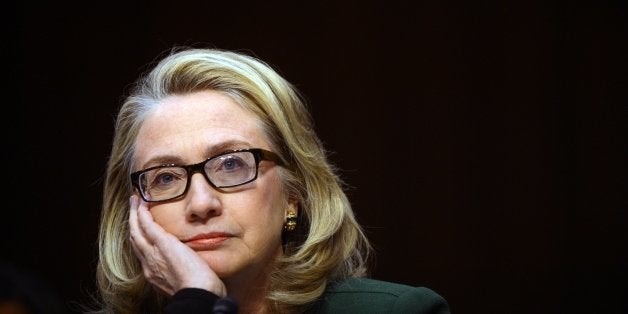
138,151,258,201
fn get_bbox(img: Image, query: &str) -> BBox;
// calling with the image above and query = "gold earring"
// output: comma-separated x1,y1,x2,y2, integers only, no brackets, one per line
283,211,297,232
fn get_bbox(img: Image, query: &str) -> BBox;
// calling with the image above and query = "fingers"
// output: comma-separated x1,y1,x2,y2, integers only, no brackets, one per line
129,196,155,261
130,195,176,249
128,195,176,295
128,196,152,278
127,195,227,297
129,195,146,247
135,198,171,244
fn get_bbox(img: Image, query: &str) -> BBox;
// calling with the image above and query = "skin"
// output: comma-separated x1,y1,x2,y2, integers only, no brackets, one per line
128,90,296,312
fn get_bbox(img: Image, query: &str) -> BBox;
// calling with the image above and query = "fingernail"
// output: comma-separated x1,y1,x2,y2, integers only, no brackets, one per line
129,195,137,209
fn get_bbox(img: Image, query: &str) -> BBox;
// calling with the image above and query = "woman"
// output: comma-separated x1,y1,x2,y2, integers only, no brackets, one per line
96,47,450,313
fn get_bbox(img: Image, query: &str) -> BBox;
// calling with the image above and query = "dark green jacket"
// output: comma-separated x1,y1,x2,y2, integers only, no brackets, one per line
304,278,450,314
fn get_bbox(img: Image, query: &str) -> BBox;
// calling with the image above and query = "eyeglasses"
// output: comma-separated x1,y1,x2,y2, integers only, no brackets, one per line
130,148,283,202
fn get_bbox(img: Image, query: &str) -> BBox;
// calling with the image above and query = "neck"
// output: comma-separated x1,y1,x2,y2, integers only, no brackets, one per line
222,244,284,313
230,286,270,314
223,262,277,314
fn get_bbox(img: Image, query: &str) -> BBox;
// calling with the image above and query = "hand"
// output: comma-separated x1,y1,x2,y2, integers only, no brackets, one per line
128,195,227,297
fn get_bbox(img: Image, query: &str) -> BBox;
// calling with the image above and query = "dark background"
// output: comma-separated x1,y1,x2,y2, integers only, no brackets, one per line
3,1,626,313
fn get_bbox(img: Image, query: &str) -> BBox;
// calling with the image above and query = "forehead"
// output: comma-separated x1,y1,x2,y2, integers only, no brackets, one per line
134,90,268,165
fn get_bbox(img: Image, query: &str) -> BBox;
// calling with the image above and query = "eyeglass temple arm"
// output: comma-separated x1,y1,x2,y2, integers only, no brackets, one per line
258,149,286,166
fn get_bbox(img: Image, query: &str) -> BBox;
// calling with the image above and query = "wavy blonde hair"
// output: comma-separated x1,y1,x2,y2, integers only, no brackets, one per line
96,47,371,313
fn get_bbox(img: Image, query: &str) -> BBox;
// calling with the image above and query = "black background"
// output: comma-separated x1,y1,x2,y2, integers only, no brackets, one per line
3,1,626,313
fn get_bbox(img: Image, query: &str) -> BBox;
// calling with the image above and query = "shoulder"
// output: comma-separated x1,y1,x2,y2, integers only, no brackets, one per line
307,277,450,314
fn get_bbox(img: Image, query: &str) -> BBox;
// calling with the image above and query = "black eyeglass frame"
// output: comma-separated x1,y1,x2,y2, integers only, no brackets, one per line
130,148,284,202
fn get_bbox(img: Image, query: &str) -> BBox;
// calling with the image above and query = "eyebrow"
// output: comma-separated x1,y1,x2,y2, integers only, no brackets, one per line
138,155,184,170
137,140,254,169
203,140,253,158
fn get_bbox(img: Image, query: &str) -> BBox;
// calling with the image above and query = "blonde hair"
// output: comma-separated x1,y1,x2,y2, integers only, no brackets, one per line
96,47,371,313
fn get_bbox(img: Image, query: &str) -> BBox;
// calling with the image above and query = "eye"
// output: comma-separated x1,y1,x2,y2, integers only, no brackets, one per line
204,151,257,187
149,167,186,188
218,155,247,172
155,173,175,185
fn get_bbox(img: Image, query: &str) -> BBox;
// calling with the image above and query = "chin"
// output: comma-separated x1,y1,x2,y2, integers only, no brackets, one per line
196,250,243,278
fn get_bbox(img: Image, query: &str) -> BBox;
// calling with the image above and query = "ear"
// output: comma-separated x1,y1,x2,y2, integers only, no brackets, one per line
285,199,298,217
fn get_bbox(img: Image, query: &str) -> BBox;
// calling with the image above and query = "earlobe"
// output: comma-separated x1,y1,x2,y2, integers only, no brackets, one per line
283,202,298,232
287,200,298,216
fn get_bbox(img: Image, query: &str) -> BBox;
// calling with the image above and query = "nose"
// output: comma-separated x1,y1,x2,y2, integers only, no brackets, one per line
185,172,223,221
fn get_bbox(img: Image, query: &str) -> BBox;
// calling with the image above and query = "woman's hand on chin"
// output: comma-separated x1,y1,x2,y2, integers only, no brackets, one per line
128,195,227,297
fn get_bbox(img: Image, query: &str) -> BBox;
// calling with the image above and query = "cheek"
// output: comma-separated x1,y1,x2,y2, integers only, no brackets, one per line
147,203,181,233
238,201,285,256
236,195,284,226
235,186,287,232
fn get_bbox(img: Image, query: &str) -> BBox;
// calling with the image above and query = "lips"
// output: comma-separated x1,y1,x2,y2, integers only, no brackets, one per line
183,232,232,250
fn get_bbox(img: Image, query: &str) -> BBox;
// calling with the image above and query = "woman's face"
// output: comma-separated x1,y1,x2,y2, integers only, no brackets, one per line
133,90,294,285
